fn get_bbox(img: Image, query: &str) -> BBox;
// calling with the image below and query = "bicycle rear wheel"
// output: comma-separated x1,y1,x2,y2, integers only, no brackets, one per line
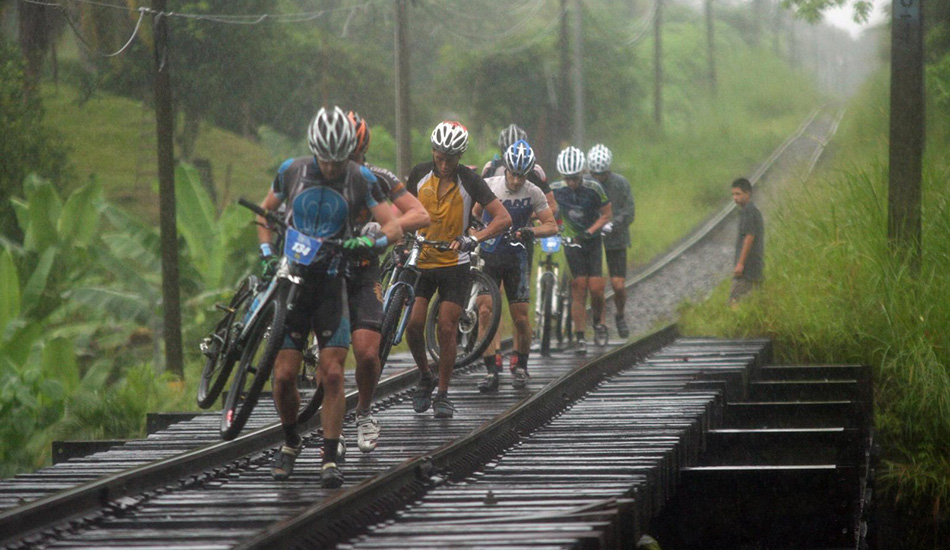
197,276,258,409
220,285,287,440
539,272,555,357
425,270,502,367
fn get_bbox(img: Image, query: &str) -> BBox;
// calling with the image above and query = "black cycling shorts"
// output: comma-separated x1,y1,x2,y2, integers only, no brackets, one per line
347,261,383,333
416,264,472,307
604,247,627,279
481,252,531,304
564,236,603,278
283,274,351,350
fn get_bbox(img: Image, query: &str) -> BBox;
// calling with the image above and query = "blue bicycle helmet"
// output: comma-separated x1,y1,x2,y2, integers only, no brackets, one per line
503,139,537,176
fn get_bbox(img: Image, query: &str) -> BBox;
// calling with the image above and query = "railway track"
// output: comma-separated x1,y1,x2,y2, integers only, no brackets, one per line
0,105,852,549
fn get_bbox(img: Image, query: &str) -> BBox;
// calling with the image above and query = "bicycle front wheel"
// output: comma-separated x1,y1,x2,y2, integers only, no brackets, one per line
539,272,555,357
378,283,410,367
425,270,501,367
220,285,287,440
197,276,258,409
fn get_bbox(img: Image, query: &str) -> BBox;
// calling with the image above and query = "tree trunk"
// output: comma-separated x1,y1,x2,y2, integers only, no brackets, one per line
705,0,717,97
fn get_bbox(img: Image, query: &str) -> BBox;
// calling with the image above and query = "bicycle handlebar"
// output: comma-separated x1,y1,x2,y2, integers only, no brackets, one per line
239,197,287,230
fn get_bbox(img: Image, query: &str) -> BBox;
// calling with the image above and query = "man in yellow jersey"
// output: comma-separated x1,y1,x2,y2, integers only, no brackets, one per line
404,121,512,418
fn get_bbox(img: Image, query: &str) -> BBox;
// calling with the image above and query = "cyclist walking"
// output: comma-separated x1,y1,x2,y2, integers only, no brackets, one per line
405,121,511,418
550,146,612,355
587,144,634,339
258,107,402,488
345,111,430,454
473,140,557,392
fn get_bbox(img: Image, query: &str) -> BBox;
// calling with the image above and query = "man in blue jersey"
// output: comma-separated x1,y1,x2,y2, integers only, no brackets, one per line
550,146,612,355
256,107,402,488
474,140,557,391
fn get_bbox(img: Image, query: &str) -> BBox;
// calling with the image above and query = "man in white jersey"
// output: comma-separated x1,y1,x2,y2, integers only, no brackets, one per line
473,140,557,391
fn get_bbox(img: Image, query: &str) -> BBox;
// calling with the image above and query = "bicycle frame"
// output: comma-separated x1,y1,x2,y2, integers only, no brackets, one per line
381,233,451,347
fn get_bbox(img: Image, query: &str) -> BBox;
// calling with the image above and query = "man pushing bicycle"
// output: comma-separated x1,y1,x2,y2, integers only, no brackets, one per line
256,107,402,488
473,140,557,392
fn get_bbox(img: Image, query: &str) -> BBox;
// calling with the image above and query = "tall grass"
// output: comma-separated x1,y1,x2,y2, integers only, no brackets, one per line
679,71,950,536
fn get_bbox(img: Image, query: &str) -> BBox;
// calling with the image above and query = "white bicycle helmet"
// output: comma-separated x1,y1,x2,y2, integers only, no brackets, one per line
308,106,357,162
430,121,469,155
498,123,528,150
587,144,612,173
556,146,586,177
503,139,537,176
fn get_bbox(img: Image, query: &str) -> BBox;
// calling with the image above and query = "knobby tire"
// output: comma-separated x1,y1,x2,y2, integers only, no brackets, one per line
220,284,287,440
424,270,502,367
196,276,258,409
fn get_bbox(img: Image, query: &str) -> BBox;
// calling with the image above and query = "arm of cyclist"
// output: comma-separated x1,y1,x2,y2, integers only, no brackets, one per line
519,207,557,240
364,200,404,249
451,199,510,251
255,190,283,275
391,192,431,232
585,202,613,237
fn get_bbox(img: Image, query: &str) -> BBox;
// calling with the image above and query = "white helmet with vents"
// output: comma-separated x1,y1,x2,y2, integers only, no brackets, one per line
430,121,469,155
308,106,357,162
587,144,612,173
556,146,586,177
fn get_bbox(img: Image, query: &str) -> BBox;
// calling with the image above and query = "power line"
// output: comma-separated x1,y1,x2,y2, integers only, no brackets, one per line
18,0,392,25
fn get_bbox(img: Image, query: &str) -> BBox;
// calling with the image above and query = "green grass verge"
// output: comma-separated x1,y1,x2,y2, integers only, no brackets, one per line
678,70,950,540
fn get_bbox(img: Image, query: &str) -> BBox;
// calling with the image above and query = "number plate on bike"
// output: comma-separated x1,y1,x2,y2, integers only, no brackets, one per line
284,227,322,266
540,236,561,253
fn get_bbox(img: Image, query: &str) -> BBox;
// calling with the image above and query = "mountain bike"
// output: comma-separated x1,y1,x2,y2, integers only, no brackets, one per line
424,238,503,367
218,198,342,440
534,235,562,357
376,233,454,368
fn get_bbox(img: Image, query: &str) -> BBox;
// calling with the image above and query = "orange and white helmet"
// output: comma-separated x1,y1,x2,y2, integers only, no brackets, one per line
347,110,371,156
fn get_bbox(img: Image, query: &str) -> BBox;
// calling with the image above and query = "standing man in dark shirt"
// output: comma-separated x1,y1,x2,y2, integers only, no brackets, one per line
587,144,634,339
730,177,764,306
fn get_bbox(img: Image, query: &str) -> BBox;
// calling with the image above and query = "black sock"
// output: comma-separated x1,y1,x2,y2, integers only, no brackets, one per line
284,423,301,448
483,356,498,374
575,331,585,341
516,352,529,369
323,438,339,463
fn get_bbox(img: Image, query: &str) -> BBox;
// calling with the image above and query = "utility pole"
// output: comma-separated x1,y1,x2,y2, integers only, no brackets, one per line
571,0,585,147
394,0,411,178
888,0,924,271
705,0,717,96
557,0,571,152
152,1,183,378
654,0,663,130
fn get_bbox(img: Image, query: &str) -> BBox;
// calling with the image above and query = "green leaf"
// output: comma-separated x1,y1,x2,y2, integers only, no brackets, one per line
22,175,62,253
0,249,20,337
58,181,103,248
20,247,56,316
41,337,80,394
66,287,153,325
1,321,44,367
175,163,218,286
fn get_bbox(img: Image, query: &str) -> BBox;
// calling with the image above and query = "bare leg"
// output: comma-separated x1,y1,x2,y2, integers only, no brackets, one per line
571,276,589,334
436,301,464,393
318,346,349,440
611,276,626,314
588,276,607,325
406,296,432,373
510,302,531,354
273,349,303,430
352,328,382,412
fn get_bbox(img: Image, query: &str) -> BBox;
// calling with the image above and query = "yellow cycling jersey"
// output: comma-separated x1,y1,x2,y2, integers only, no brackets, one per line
406,162,496,269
